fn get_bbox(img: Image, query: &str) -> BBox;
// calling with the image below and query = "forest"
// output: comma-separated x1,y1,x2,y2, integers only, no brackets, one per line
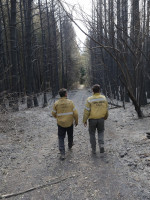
0,0,150,118
0,1,150,199
0,0,81,110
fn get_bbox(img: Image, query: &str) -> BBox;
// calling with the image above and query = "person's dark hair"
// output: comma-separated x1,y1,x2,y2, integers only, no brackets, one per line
59,88,67,97
92,84,100,93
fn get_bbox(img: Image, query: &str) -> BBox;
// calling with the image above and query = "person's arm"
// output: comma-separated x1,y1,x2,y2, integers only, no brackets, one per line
52,104,57,118
73,103,78,126
83,99,91,126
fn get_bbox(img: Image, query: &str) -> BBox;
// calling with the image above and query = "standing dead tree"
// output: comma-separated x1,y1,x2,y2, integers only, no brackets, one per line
9,0,19,111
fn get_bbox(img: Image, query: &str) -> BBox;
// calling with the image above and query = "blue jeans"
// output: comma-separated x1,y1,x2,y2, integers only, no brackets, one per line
89,118,104,151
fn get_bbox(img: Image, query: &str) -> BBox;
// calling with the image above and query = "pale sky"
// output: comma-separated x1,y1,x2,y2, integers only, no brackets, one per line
63,0,91,49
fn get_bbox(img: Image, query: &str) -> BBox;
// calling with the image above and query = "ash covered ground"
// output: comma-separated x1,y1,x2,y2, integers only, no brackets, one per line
0,89,150,200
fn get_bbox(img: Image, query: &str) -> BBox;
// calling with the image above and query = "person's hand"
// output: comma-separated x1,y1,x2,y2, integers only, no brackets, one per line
84,122,87,127
75,123,78,127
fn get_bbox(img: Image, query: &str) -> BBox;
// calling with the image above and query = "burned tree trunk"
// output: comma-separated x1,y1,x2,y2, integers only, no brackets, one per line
38,0,48,107
0,8,6,110
24,0,33,108
9,0,19,111
51,0,59,97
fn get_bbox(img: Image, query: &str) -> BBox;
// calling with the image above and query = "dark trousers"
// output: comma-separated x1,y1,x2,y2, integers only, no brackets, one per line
58,125,73,155
89,118,104,151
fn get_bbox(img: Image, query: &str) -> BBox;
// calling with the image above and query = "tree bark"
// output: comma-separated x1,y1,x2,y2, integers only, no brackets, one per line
38,0,48,107
9,0,19,111
24,0,33,108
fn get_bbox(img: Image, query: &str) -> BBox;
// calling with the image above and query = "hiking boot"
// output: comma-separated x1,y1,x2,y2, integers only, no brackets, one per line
100,147,104,153
100,144,104,153
68,142,74,150
60,154,65,160
68,147,72,151
92,149,96,154
68,145,72,150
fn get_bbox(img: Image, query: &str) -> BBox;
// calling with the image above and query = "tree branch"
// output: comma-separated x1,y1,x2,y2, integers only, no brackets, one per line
0,174,78,199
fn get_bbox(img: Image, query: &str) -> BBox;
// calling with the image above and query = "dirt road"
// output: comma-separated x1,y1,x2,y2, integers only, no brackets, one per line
0,89,150,200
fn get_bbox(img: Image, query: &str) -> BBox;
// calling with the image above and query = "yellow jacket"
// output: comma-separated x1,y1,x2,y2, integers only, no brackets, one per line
52,97,78,128
83,93,108,123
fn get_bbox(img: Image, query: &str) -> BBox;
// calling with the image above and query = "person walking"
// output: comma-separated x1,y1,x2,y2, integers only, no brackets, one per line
52,88,78,160
83,84,108,154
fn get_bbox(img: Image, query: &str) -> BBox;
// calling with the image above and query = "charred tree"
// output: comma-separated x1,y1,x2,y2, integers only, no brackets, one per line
0,7,6,110
9,0,19,111
38,0,48,107
24,0,34,108
50,0,59,97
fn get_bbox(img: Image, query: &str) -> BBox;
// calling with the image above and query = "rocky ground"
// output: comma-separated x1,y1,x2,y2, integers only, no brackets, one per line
0,89,150,200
